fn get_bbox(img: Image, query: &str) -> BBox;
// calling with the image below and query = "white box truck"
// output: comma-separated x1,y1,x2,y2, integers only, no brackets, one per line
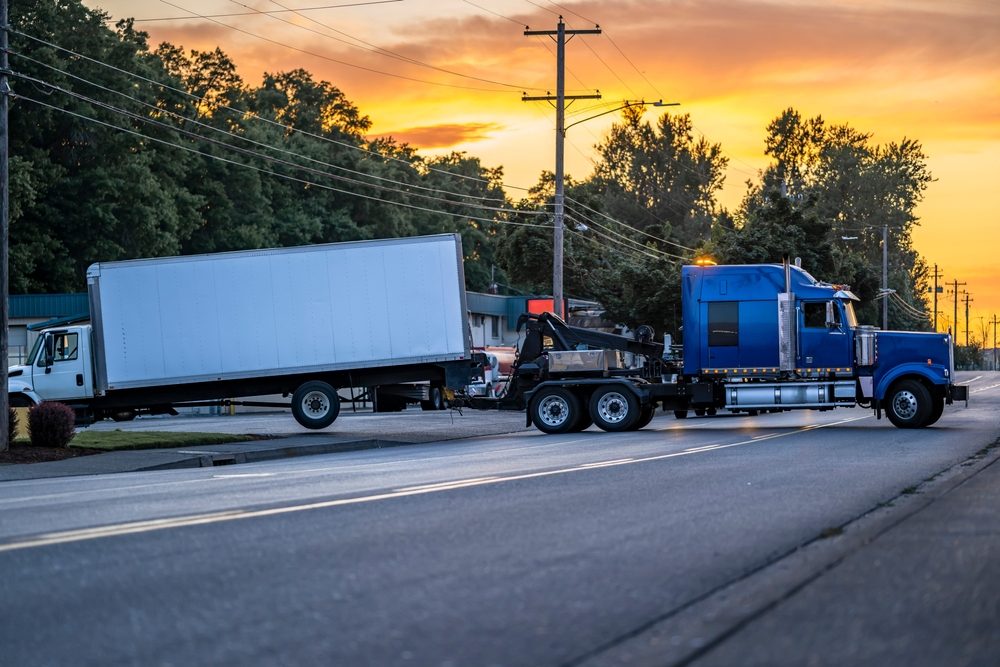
7,234,474,429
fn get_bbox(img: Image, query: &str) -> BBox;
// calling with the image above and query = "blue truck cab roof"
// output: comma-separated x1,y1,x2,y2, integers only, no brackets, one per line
681,263,860,376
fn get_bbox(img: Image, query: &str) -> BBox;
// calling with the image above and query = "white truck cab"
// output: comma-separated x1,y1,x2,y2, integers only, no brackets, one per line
8,325,96,406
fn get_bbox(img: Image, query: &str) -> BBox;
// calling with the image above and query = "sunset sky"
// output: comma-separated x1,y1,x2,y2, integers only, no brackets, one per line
84,0,1000,339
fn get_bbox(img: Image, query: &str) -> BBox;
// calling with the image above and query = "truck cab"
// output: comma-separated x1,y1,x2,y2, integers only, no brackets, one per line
8,325,96,407
681,263,861,376
681,262,966,427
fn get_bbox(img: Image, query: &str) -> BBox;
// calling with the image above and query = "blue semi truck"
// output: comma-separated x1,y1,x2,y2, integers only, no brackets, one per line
478,260,968,433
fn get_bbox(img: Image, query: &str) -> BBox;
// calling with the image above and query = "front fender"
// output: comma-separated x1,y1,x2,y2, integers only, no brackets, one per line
7,382,42,407
875,363,949,400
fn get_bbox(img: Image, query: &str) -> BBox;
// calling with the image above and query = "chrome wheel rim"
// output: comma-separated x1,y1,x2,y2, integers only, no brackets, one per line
537,395,571,428
596,392,630,424
301,391,330,418
892,390,918,421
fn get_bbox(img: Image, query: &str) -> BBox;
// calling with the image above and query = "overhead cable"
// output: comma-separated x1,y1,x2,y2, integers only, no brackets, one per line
10,29,535,191
14,92,553,230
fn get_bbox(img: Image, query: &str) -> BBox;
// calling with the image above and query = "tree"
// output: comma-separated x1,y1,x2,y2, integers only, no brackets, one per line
591,106,727,248
723,109,933,329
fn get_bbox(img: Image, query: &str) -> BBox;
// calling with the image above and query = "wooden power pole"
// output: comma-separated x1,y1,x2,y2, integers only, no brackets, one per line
523,17,600,319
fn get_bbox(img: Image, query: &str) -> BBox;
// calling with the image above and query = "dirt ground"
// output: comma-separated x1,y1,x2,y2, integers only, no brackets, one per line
0,443,98,465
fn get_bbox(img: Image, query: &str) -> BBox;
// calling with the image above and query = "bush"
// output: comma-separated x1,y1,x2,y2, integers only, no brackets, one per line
28,402,76,448
8,407,16,443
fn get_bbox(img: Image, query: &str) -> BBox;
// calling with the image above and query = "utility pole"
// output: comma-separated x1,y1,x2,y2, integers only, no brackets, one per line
1,0,10,451
949,279,966,340
963,291,973,347
524,17,600,319
992,314,998,371
931,263,943,332
881,224,888,330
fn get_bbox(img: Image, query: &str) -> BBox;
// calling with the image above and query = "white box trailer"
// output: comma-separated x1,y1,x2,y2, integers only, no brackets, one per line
7,234,475,428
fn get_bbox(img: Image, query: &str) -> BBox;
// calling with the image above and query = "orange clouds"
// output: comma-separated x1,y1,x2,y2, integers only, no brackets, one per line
369,122,503,148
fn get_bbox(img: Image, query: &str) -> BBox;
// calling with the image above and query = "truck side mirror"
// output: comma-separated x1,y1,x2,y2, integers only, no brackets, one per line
825,302,838,329
43,334,55,373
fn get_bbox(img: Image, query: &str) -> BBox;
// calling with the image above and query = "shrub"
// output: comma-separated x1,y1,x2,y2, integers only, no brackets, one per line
28,402,76,448
8,407,16,443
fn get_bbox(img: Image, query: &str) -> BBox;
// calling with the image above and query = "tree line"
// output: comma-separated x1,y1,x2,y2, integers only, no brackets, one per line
9,0,937,341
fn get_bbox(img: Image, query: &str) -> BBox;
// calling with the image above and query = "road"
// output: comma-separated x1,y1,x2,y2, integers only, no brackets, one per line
1,372,997,666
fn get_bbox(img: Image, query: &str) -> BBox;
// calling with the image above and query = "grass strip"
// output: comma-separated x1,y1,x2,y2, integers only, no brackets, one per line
70,431,261,452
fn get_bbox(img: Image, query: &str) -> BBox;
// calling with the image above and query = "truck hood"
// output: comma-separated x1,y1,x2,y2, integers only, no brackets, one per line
7,364,28,378
876,330,953,370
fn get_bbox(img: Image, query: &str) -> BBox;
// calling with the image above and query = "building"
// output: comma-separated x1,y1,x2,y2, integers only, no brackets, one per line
7,294,90,365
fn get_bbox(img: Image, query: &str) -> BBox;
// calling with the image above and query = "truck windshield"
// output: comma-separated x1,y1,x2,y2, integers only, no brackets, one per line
843,301,859,328
26,336,43,365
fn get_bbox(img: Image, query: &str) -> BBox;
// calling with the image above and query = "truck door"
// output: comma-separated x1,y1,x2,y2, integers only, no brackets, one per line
798,301,851,370
31,330,92,402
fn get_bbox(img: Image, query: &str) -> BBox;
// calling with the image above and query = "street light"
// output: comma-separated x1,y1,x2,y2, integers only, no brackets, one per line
551,99,678,319
564,99,678,132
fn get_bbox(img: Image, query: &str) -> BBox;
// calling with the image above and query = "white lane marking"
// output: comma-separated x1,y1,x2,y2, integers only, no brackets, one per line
971,383,1000,394
960,375,983,385
395,477,499,493
578,458,635,468
212,473,275,479
0,416,871,554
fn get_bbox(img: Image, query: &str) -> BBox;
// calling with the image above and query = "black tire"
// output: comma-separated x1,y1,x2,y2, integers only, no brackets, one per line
420,386,445,411
694,408,706,417
673,409,688,420
589,385,640,432
923,394,945,427
110,409,137,422
292,381,341,429
629,404,655,431
529,387,581,434
569,411,593,432
706,407,718,416
885,379,932,429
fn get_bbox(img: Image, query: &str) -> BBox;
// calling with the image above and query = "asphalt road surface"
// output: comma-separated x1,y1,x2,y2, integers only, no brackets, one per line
1,372,997,666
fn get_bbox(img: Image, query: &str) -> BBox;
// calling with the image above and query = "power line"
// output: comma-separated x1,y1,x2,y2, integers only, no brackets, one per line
563,204,688,261
10,30,536,192
154,0,533,93
221,0,547,91
9,68,536,218
127,1,403,22
564,195,697,251
461,0,527,27
9,50,527,210
13,92,553,230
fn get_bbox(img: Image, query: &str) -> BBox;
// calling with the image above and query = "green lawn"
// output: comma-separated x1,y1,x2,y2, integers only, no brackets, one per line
69,430,261,451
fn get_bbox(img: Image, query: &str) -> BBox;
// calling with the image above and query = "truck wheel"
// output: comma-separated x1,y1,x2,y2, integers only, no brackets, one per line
420,386,445,411
110,409,137,422
673,410,688,420
530,387,581,434
589,386,639,432
885,379,931,429
629,405,655,431
923,395,945,427
292,381,341,429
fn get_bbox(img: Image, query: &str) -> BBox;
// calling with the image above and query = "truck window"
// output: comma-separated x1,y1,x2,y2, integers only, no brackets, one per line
803,302,835,328
708,302,738,347
37,333,79,366
27,336,43,365
842,301,858,328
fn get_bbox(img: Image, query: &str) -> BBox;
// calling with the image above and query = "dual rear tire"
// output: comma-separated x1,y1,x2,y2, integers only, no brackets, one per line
529,385,652,434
